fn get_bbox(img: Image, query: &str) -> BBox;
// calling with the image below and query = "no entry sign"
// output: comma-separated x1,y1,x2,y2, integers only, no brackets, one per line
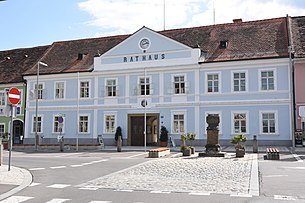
8,87,21,105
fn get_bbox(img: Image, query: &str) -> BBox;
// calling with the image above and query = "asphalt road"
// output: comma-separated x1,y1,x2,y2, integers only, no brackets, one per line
1,149,305,203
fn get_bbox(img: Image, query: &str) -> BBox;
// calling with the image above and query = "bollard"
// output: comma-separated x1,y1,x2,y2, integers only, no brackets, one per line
253,135,258,153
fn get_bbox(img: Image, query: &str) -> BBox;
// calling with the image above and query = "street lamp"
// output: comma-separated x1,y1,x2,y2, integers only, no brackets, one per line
35,61,48,151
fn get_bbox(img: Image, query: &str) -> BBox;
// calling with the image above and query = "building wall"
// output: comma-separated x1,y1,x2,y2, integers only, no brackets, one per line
295,59,305,131
23,58,292,146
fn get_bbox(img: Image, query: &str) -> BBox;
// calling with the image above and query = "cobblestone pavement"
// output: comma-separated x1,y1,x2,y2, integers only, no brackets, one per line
80,153,257,196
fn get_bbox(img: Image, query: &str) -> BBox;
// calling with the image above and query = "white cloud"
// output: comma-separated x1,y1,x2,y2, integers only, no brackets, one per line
78,0,305,37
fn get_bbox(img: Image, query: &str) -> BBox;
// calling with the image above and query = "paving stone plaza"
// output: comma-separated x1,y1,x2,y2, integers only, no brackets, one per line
80,153,259,196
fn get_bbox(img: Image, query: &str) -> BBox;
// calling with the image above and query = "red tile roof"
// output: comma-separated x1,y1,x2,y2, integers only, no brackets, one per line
23,17,289,76
0,45,50,84
290,16,305,58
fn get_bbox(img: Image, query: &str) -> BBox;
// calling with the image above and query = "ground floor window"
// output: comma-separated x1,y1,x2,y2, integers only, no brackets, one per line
79,115,89,133
0,123,4,136
172,113,185,133
32,116,42,133
233,112,247,133
261,112,277,134
104,114,116,133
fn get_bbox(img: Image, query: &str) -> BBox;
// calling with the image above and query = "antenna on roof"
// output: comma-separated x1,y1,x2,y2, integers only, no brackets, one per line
163,0,166,30
213,0,215,25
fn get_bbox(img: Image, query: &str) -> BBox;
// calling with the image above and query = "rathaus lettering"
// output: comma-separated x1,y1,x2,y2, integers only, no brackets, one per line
123,54,165,63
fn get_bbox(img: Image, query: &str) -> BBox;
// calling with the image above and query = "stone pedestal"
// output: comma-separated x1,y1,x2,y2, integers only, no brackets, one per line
199,114,226,157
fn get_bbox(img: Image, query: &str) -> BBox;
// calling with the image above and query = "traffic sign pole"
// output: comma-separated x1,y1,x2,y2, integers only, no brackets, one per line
7,87,20,171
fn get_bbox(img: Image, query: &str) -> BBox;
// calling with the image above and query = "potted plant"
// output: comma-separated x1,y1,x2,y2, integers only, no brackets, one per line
115,126,122,152
1,132,9,150
187,133,196,154
181,133,192,156
159,126,168,147
231,133,247,158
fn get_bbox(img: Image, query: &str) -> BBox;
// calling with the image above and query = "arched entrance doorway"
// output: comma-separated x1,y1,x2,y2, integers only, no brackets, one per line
13,120,24,144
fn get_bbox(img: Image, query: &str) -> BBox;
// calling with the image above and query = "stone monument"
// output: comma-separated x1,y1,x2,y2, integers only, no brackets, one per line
199,114,226,157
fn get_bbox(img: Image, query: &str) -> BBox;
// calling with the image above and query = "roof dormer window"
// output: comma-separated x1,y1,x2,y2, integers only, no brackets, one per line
220,40,228,49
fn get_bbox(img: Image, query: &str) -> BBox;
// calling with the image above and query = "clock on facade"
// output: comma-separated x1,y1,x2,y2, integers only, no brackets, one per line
139,38,150,50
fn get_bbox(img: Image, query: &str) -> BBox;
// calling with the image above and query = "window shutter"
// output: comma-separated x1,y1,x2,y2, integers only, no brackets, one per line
185,81,190,93
42,89,47,99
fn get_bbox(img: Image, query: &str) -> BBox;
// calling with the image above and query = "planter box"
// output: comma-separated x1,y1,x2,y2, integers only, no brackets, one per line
183,148,192,156
236,149,245,158
160,141,168,147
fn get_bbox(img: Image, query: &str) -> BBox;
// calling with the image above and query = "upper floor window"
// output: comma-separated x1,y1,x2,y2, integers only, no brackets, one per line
233,112,247,133
106,79,117,97
35,83,44,99
139,77,150,95
233,72,246,92
0,92,6,106
174,75,185,94
55,82,65,99
207,73,219,93
260,70,275,91
80,81,89,98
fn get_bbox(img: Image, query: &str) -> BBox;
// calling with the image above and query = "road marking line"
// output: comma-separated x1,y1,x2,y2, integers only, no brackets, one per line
90,159,108,163
29,167,45,171
114,189,133,192
127,152,148,158
50,166,67,169
150,191,171,194
189,192,210,196
0,195,34,202
45,198,71,203
71,164,83,167
79,187,99,191
292,154,304,162
230,194,253,198
82,162,94,166
47,184,71,189
263,175,288,178
283,166,305,170
274,195,297,201
29,182,41,187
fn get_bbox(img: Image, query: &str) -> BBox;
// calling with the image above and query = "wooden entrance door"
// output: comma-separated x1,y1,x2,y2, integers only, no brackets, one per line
130,116,144,146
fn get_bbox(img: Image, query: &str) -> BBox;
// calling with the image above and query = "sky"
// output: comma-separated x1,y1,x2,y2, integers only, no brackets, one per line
1,0,305,51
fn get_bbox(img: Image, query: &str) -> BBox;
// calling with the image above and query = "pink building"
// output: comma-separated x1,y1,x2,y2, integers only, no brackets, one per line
290,16,305,136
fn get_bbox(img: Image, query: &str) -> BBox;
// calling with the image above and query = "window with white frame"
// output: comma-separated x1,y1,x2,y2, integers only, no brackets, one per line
173,75,185,94
172,113,185,133
0,123,4,137
0,92,6,106
80,81,89,98
233,72,246,92
35,83,44,99
53,115,64,133
260,70,275,91
207,73,219,93
261,112,276,133
139,77,150,95
104,114,116,133
55,82,65,99
233,113,247,133
106,79,117,97
79,115,89,133
32,116,42,133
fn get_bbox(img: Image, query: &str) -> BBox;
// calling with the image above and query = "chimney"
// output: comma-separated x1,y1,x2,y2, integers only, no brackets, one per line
233,18,242,24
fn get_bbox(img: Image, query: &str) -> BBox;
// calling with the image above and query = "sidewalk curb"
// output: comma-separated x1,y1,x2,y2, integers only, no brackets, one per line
0,166,32,201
